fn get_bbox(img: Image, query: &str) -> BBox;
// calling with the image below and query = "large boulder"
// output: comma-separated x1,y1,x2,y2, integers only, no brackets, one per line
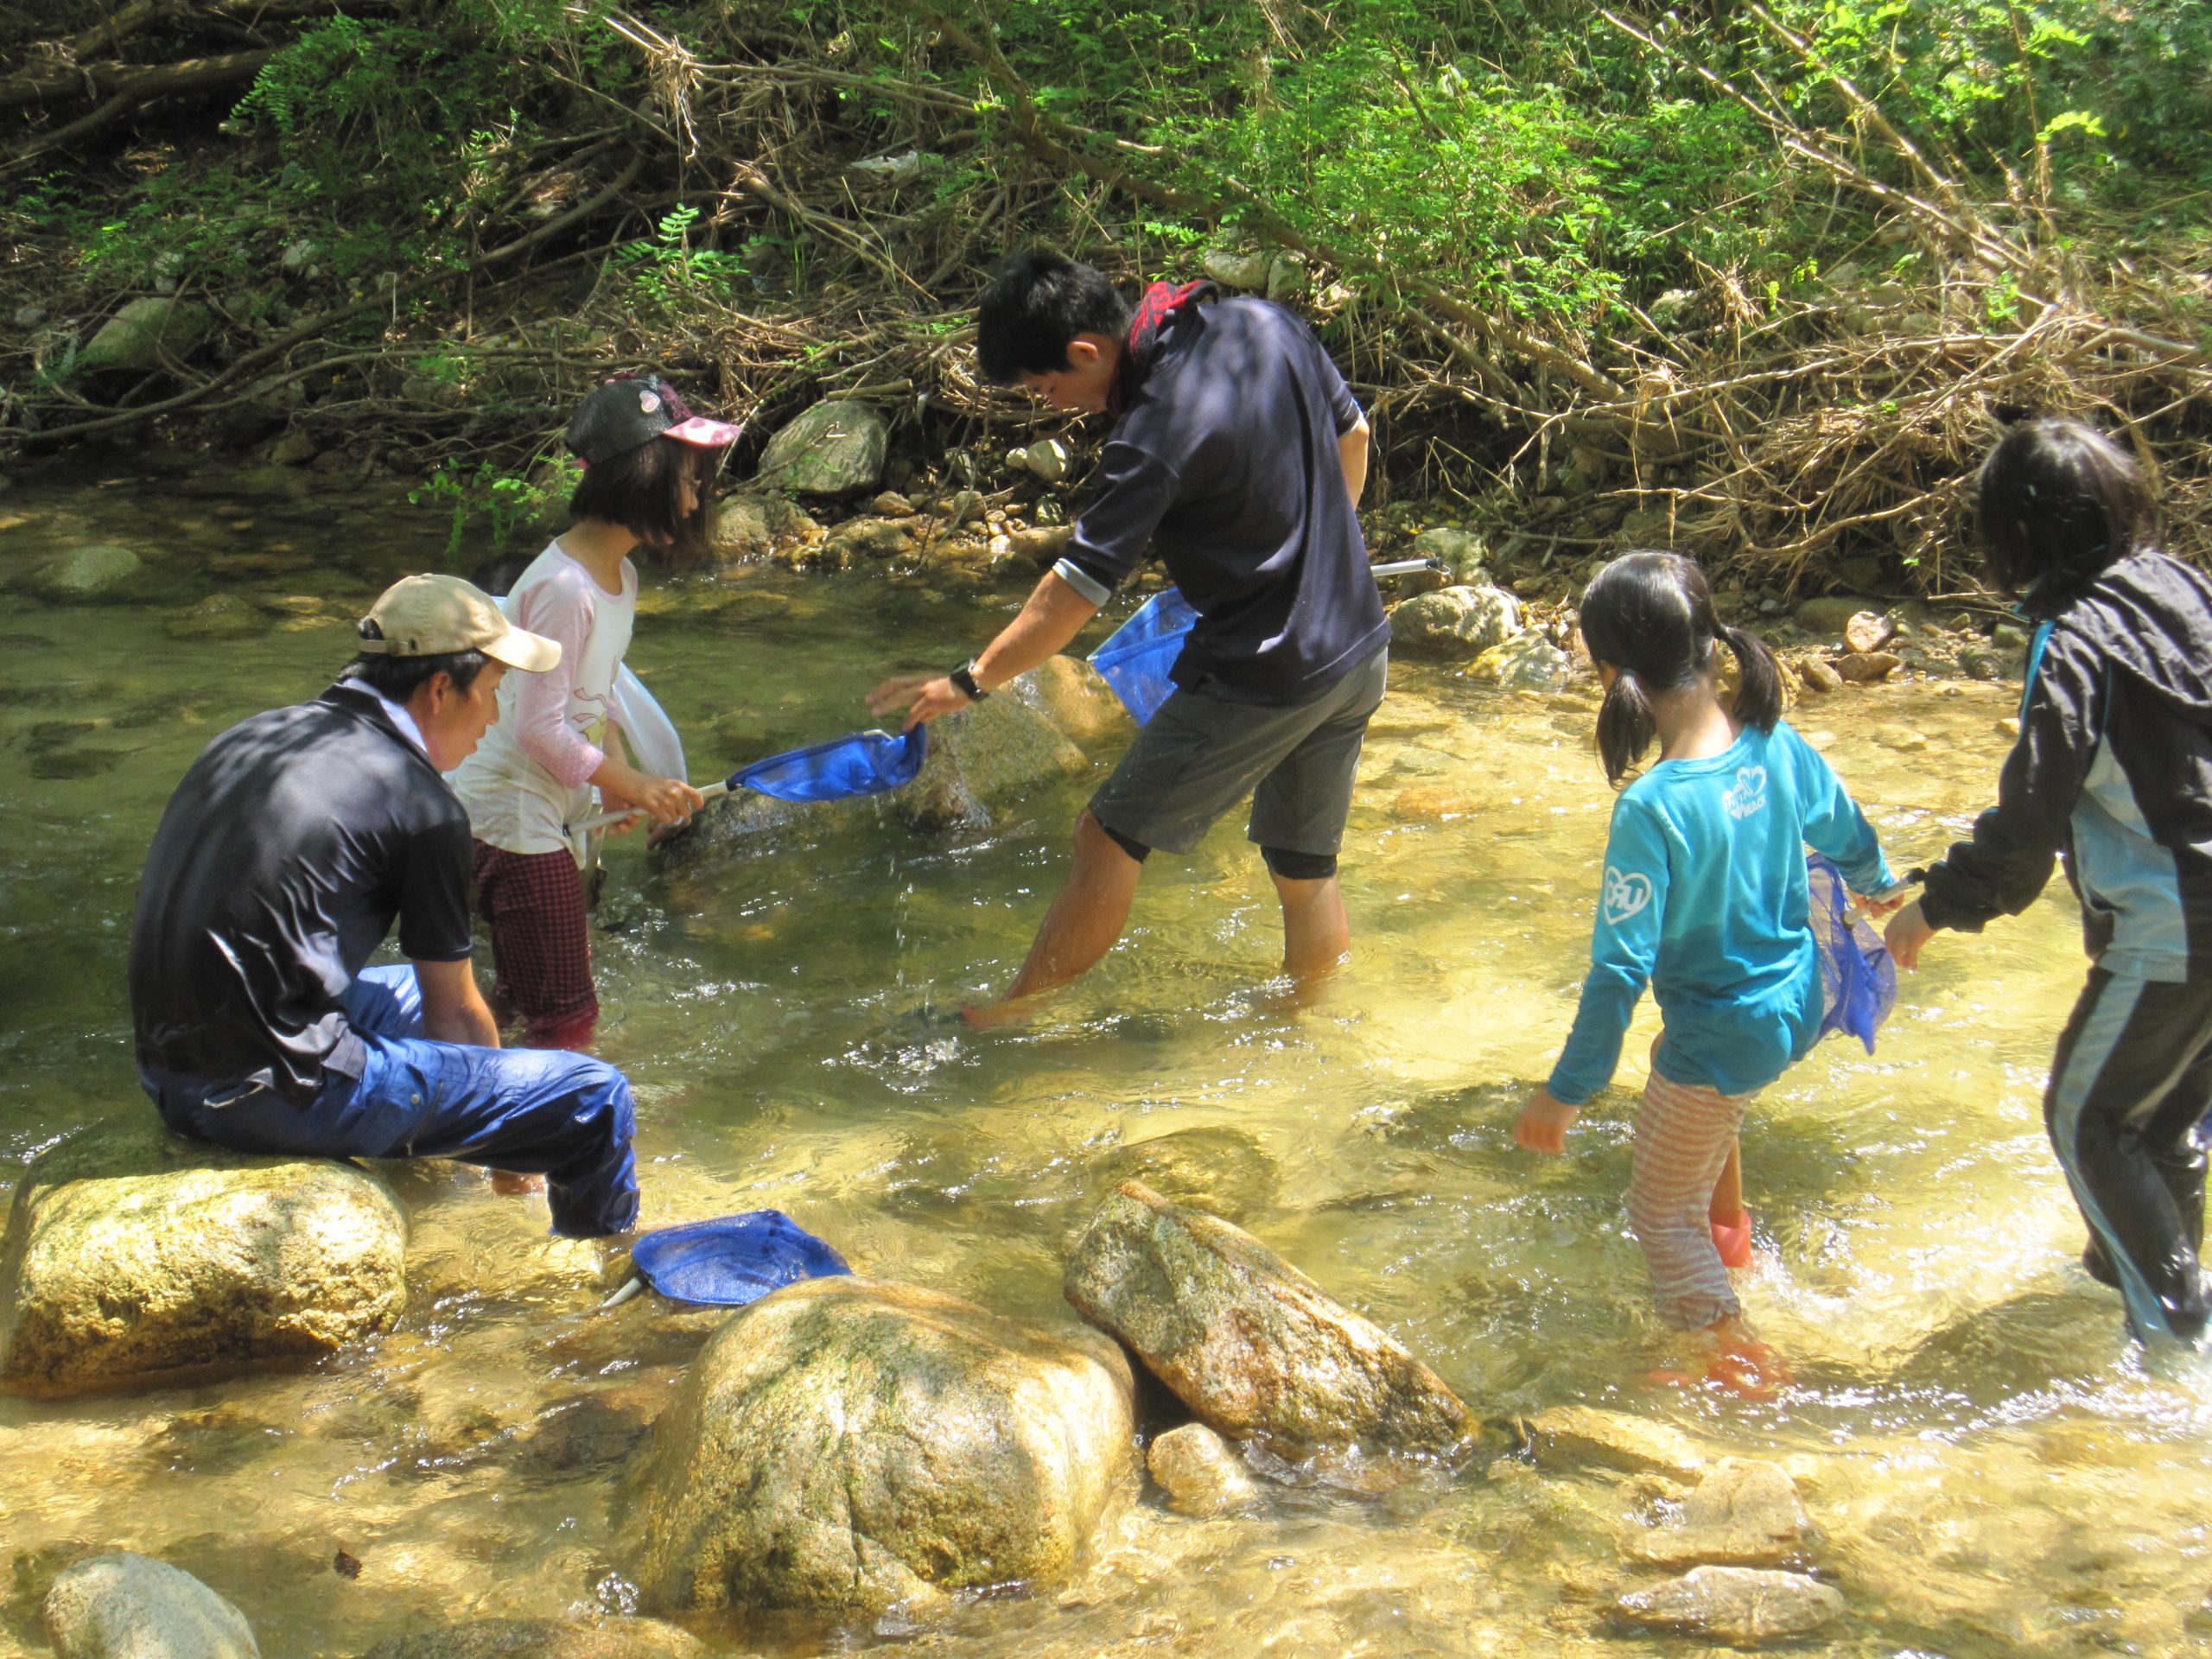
900,677,1093,832
1063,1181,1473,1460
753,398,889,495
626,1275,1136,1616
43,1553,257,1659
78,298,214,374
657,654,1114,869
1386,585,1521,661
0,1117,407,1395
26,543,145,601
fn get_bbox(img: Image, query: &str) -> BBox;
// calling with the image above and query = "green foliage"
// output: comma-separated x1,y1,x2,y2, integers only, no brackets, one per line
410,452,582,556
616,205,750,309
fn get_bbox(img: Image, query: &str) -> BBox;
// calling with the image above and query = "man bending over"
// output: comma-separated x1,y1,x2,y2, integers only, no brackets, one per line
131,575,639,1236
869,248,1386,1022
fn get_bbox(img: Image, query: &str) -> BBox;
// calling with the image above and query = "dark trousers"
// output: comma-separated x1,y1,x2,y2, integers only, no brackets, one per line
142,965,639,1237
2046,969,2212,1344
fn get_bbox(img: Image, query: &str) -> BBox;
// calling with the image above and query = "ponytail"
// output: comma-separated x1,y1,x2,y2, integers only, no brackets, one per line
1717,622,1783,734
1596,667,1657,785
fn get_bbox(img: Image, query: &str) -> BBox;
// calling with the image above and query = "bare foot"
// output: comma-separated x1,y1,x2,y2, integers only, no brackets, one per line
489,1169,546,1196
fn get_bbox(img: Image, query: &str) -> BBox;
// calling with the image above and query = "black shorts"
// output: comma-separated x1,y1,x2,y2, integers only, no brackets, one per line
1088,647,1387,857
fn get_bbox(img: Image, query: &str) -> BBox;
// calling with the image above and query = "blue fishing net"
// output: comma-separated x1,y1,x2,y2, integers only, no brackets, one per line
733,725,927,803
1089,588,1198,726
1807,851,1897,1052
629,1210,851,1306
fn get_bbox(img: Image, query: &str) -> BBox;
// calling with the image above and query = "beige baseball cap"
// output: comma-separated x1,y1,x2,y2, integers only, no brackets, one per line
355,574,561,673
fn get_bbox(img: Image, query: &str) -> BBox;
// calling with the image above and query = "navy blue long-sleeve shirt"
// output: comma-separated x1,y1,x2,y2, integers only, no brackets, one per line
1052,296,1388,706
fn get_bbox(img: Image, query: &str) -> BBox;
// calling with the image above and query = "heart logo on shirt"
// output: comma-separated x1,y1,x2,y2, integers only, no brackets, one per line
1601,865,1654,925
1722,764,1769,820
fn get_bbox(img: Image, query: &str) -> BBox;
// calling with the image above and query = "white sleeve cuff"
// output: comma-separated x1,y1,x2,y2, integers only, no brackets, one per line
1050,558,1113,607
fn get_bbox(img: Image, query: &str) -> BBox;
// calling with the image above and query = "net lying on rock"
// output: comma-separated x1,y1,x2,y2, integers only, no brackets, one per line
627,1211,851,1306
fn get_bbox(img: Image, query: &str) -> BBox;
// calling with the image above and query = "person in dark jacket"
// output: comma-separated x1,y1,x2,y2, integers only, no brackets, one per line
868,250,1383,1023
1887,418,2212,1346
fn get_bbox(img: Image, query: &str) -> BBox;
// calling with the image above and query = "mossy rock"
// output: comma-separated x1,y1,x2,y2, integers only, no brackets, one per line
167,594,270,642
26,543,145,601
0,1116,407,1395
1063,1180,1473,1460
626,1275,1135,1615
753,398,888,496
78,297,214,373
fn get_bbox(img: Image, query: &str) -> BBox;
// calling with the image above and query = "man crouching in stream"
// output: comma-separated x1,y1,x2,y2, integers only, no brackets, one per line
868,249,1387,1024
130,574,640,1237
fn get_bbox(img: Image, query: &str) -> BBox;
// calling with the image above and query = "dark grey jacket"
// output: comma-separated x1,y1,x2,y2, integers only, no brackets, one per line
1922,548,2212,976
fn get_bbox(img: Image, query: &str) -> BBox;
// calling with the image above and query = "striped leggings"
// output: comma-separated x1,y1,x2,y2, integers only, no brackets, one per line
1628,1068,1758,1329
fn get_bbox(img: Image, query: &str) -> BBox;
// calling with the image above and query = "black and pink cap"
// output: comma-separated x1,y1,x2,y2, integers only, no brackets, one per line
565,372,741,466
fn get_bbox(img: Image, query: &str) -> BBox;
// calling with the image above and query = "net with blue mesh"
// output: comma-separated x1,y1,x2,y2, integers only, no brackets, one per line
732,725,927,803
628,1210,851,1306
1806,851,1897,1052
1088,588,1198,725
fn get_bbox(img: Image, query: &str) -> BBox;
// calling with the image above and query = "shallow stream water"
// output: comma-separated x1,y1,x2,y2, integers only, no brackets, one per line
3,467,2207,1658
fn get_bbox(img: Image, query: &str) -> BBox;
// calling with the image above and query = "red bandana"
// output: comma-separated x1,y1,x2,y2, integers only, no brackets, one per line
1110,278,1215,416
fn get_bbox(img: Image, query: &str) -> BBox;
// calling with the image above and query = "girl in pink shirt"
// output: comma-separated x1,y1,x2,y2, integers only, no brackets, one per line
453,374,734,1046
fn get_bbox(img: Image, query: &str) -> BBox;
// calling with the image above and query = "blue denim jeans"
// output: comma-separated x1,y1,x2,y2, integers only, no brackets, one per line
141,965,639,1237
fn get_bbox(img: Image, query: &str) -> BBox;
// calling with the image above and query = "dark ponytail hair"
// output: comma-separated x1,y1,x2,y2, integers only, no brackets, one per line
1577,550,1784,785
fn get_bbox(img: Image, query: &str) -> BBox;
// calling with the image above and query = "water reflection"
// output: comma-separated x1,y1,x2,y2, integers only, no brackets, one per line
0,474,2198,1657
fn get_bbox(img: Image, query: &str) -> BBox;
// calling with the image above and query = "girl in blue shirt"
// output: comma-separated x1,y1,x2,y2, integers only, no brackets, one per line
1516,552,1903,1384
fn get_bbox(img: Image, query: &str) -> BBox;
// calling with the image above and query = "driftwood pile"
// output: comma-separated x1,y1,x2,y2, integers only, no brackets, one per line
3,2,2205,595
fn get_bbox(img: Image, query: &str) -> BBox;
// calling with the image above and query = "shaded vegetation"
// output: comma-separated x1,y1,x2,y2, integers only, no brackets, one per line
2,0,2207,594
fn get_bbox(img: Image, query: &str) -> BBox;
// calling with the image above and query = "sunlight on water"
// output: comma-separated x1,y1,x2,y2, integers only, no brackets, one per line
3,472,2209,1656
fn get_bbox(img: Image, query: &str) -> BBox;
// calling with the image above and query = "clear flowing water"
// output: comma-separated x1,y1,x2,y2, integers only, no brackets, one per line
3,467,2209,1658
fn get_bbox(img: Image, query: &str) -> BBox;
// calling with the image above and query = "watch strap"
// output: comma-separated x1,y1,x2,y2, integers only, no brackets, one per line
950,662,990,701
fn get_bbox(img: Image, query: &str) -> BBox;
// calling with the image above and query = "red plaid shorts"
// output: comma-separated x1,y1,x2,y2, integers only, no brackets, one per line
472,841,599,1049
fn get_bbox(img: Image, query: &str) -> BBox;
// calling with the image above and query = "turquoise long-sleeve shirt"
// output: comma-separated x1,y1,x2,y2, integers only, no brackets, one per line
1548,720,1897,1104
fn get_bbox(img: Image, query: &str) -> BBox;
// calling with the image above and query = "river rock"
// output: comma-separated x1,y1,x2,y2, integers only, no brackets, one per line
1147,1423,1262,1516
1833,651,1901,683
166,594,270,642
1009,524,1074,567
1624,1458,1810,1567
27,543,145,601
1843,610,1896,653
627,1275,1135,1615
0,1117,407,1394
357,1617,702,1659
873,490,916,517
1522,1405,1704,1479
900,677,1093,832
1092,1126,1277,1223
1794,596,1866,638
78,297,214,373
1202,245,1274,290
1063,1180,1472,1459
1469,630,1570,692
822,515,916,563
1408,525,1486,582
1796,654,1844,694
1007,652,1128,747
43,1552,257,1659
710,493,816,563
1387,586,1521,661
753,398,888,495
1613,1565,1843,1641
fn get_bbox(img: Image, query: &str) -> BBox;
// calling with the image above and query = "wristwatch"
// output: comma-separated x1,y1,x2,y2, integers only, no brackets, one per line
950,660,991,702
